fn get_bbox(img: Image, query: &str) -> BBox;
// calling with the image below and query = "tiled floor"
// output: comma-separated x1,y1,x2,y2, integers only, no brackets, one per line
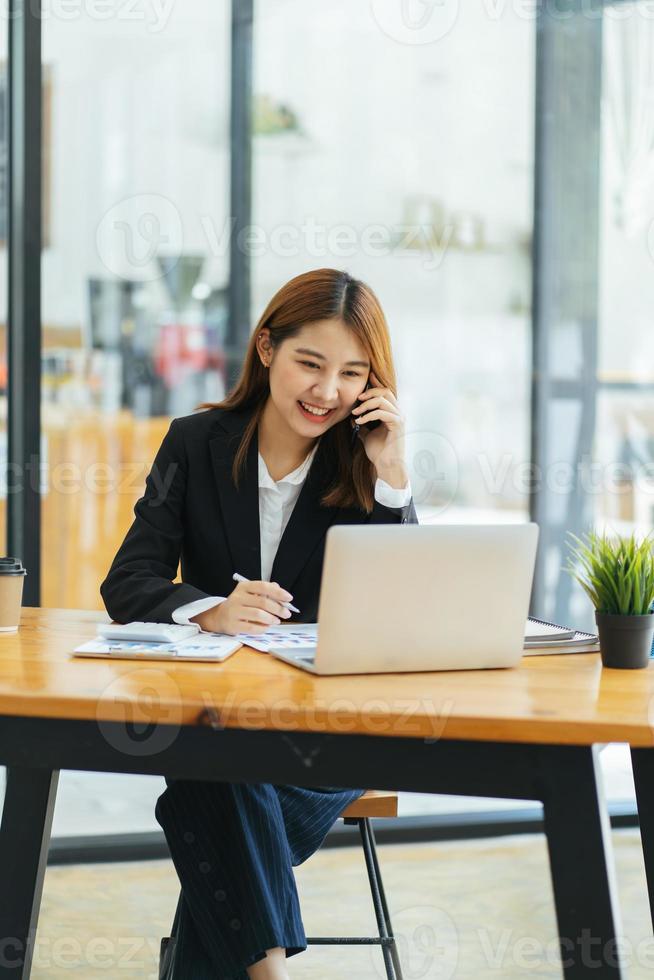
32,828,652,978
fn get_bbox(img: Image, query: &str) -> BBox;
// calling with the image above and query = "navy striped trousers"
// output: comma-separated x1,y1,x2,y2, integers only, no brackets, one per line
155,780,365,978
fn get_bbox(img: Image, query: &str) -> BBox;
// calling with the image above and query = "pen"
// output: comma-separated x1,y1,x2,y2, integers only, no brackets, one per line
232,572,300,615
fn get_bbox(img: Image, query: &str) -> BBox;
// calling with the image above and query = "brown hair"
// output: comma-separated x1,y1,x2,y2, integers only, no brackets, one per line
199,267,397,513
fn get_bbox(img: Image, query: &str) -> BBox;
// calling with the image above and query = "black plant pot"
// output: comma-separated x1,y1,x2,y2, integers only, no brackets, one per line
595,611,654,669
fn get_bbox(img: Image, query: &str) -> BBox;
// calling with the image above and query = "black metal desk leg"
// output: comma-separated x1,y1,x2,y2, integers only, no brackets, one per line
0,768,59,978
541,745,624,979
630,748,654,934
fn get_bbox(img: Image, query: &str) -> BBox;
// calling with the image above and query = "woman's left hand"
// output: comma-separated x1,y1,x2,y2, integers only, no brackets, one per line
351,370,407,478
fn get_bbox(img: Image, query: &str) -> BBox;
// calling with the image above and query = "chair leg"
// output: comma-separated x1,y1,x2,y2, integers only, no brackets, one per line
366,818,405,980
358,817,403,980
159,936,175,980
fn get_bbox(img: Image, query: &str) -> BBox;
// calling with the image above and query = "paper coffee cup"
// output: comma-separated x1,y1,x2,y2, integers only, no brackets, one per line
0,558,26,632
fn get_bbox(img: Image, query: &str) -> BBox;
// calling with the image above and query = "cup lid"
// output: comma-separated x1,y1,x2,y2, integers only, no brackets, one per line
0,557,26,575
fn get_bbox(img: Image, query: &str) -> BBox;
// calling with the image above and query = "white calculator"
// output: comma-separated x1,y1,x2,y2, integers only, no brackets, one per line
98,622,201,643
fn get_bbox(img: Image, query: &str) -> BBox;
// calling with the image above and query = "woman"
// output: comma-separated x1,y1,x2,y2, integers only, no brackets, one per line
101,267,418,979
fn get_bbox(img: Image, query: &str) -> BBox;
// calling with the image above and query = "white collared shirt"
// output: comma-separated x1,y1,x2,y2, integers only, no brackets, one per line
172,444,412,624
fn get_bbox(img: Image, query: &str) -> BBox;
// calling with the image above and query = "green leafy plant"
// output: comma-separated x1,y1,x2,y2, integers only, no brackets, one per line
566,531,654,616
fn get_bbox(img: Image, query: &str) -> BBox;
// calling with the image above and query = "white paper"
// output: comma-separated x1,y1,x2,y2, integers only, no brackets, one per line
74,633,241,661
237,623,319,654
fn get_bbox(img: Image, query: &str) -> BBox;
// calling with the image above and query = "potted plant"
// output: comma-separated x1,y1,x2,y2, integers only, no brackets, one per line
566,531,654,669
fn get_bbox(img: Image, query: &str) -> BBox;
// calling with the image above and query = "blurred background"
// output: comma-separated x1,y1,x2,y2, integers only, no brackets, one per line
0,0,652,846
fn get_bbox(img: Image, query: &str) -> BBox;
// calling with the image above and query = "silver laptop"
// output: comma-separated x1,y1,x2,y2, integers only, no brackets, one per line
268,523,539,675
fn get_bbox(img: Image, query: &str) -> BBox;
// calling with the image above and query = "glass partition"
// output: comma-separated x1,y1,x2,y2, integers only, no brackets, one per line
536,0,654,632
253,0,535,526
0,17,8,563
41,4,230,609
597,1,654,542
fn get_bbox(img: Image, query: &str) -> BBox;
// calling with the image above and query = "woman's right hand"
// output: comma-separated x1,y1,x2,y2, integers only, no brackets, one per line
191,580,294,636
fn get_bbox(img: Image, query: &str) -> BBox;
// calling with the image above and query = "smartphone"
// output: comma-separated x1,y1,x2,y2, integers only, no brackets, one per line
360,379,382,431
350,378,381,448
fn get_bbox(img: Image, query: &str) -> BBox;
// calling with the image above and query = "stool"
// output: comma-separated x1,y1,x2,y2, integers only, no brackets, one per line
306,789,403,980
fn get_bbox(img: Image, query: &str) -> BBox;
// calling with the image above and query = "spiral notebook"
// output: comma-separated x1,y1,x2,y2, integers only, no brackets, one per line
525,618,576,644
523,617,599,656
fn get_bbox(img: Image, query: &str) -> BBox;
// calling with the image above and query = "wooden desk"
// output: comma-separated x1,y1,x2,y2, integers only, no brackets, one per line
2,608,654,978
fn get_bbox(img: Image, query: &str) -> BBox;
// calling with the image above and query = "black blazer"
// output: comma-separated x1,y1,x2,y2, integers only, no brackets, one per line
100,404,418,625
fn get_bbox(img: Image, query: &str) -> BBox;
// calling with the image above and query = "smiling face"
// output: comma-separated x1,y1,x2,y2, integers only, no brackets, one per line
258,318,371,444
